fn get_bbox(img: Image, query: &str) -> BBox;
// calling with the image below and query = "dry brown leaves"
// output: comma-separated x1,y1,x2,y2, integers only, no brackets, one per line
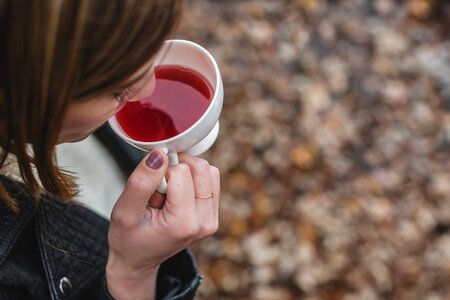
177,0,450,299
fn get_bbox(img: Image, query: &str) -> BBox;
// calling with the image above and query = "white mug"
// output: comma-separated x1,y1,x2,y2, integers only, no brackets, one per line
108,39,224,193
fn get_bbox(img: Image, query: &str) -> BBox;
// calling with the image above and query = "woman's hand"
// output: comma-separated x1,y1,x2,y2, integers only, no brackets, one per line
106,150,220,300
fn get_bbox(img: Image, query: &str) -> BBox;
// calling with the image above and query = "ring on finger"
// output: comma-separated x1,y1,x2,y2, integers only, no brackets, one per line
195,192,215,200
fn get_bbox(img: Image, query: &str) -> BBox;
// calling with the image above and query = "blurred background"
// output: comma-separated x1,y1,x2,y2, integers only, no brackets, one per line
174,0,450,299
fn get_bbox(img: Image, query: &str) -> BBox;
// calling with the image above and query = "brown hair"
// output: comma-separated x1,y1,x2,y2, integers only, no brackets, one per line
0,0,183,211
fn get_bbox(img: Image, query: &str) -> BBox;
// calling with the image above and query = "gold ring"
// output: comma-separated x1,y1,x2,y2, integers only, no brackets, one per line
196,192,215,199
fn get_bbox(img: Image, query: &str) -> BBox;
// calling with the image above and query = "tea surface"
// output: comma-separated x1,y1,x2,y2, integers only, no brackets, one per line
116,65,213,142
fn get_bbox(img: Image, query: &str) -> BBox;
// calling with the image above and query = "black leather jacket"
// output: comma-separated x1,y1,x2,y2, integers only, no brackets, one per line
0,176,201,299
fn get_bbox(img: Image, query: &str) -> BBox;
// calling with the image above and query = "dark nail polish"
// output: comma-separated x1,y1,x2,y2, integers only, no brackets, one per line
146,151,163,170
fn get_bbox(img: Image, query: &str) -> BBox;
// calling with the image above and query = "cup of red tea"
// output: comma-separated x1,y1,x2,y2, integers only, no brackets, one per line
108,39,223,193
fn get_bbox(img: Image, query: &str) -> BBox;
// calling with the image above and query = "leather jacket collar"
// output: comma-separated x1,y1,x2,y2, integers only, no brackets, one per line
0,176,109,299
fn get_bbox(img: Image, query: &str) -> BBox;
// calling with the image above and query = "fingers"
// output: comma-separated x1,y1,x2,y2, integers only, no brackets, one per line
179,154,220,239
112,150,220,244
163,163,197,223
179,154,213,202
113,149,168,217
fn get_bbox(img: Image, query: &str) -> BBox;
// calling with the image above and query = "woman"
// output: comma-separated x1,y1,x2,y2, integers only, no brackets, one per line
0,0,220,299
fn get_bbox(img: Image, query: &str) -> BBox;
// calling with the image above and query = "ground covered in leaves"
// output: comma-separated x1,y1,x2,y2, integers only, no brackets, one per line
176,0,450,299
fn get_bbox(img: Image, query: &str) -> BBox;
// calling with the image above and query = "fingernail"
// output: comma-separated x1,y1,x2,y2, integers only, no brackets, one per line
146,151,163,170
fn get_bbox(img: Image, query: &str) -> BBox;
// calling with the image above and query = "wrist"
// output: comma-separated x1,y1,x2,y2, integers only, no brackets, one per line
106,260,160,300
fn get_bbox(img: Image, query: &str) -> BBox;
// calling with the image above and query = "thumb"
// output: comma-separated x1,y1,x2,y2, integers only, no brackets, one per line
116,149,168,214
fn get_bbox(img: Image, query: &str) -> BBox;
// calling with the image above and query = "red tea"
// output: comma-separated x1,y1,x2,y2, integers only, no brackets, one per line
116,65,213,142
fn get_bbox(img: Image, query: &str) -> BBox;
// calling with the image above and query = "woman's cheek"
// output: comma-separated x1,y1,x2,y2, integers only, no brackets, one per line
131,69,156,101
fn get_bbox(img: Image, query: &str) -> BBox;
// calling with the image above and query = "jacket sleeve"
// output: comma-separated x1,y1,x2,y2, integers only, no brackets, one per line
98,249,202,300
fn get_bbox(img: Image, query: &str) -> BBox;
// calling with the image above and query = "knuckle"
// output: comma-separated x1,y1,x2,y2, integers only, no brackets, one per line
209,220,220,234
195,159,211,174
176,220,200,239
127,174,149,194
210,166,220,178
110,210,132,229
201,222,219,238
174,163,191,175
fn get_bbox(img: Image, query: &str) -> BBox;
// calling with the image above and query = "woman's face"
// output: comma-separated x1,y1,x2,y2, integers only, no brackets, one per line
58,61,156,144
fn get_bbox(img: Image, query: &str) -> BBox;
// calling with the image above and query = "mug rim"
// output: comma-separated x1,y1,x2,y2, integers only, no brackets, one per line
108,39,222,147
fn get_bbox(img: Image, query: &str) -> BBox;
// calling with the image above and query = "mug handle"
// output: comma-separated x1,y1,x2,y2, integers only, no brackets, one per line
156,148,179,194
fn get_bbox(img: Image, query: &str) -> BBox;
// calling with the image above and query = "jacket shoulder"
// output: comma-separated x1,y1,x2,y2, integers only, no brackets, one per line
36,194,109,299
